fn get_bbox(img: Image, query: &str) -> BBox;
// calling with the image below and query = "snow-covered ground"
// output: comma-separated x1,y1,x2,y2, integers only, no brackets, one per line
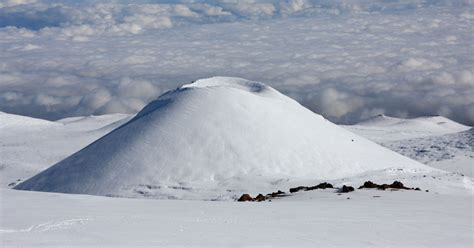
344,115,473,177
1,79,473,246
382,129,474,177
1,184,472,247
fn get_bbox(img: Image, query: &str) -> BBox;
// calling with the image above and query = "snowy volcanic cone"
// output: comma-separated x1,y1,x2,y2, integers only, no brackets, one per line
15,77,430,199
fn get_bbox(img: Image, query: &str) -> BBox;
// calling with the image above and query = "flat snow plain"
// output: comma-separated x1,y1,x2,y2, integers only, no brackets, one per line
1,111,473,247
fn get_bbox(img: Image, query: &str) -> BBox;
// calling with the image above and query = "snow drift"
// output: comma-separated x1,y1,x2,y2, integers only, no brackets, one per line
15,77,430,199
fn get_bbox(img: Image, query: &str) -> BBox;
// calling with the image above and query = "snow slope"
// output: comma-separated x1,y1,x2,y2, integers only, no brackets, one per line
15,77,429,200
0,112,132,188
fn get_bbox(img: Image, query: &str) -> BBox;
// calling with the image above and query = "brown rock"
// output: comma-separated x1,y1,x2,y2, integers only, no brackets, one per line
254,194,266,202
268,190,285,197
340,185,355,193
359,180,418,191
377,184,390,190
306,182,333,190
358,181,378,189
390,181,407,189
290,186,308,193
238,194,254,202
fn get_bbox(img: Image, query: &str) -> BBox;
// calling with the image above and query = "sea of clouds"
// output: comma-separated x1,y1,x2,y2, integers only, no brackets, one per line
1,0,473,125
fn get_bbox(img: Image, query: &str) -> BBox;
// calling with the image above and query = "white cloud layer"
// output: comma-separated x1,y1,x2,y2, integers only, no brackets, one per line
0,0,473,125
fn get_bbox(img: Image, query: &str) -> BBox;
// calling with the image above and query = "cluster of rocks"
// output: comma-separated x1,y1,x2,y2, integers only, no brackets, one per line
237,190,286,202
238,182,335,202
358,181,421,191
237,180,425,202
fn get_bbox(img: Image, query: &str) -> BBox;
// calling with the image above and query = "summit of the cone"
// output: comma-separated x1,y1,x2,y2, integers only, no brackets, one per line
183,77,267,91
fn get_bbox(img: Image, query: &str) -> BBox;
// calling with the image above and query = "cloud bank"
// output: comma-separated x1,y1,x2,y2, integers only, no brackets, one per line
0,0,473,125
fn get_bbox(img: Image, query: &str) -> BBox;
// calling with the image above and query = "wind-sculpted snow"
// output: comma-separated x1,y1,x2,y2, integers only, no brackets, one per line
0,1,473,125
15,77,430,200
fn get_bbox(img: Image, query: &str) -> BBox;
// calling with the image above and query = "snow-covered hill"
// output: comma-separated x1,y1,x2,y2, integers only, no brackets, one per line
14,77,428,200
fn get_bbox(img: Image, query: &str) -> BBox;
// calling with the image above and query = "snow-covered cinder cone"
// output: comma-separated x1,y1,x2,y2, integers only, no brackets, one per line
15,77,430,200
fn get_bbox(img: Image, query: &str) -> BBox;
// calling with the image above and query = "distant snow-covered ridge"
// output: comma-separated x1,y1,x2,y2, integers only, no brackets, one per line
344,114,473,176
0,111,58,129
344,114,471,142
